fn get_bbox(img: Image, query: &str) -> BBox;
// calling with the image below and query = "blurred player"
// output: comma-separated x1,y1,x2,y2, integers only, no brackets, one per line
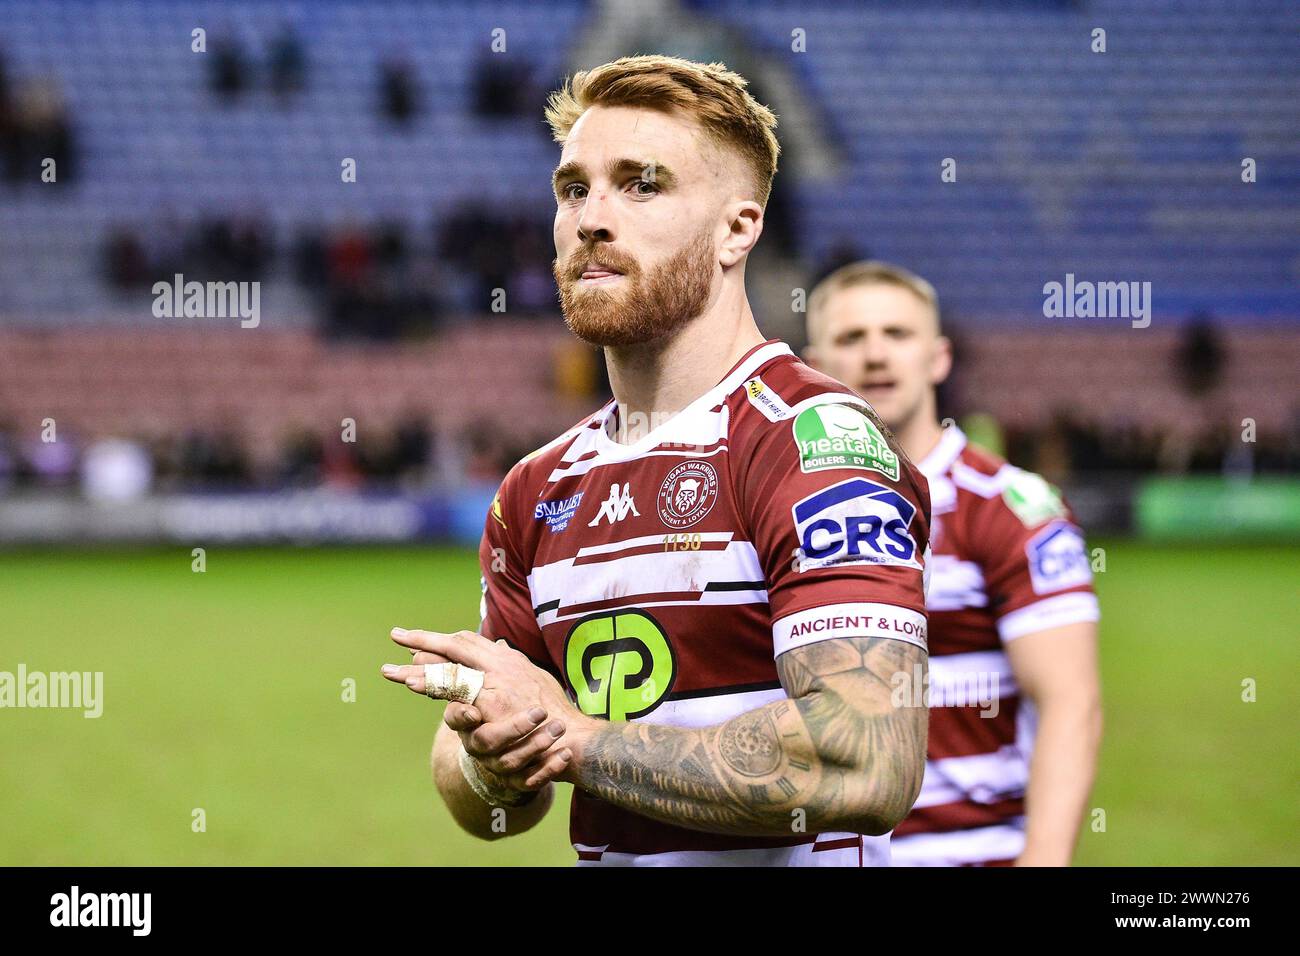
382,56,932,865
804,261,1102,866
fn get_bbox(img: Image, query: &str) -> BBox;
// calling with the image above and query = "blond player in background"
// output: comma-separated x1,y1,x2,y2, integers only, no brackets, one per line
804,261,1102,866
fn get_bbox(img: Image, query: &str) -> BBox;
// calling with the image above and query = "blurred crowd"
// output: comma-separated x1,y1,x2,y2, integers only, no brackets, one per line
3,26,1295,505
1,395,1296,502
102,207,558,339
0,415,571,500
0,26,560,340
0,51,76,186
202,25,541,122
965,317,1300,482
1003,414,1300,483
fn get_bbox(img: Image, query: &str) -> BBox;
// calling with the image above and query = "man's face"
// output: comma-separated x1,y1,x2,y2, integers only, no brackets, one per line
808,283,950,431
552,105,726,347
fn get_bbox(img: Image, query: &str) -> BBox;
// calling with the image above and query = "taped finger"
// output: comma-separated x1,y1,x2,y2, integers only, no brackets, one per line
422,662,484,704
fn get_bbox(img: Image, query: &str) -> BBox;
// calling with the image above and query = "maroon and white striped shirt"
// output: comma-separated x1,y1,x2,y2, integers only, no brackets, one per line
890,426,1099,866
478,340,931,866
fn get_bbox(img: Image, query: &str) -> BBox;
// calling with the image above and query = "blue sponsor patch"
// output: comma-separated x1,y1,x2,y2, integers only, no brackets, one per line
1026,522,1092,594
792,477,920,571
534,492,584,533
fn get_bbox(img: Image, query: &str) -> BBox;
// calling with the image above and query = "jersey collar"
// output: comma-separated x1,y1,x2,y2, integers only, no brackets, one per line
917,424,967,481
593,339,793,461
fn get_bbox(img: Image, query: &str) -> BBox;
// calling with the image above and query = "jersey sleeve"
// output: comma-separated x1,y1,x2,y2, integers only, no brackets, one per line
739,399,931,658
477,476,558,677
972,468,1100,643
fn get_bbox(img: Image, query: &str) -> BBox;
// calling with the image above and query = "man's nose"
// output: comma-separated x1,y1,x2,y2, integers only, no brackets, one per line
862,334,890,368
577,191,616,244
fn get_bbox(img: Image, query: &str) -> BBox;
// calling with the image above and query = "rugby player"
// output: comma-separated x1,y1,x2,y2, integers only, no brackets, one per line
381,56,932,866
803,261,1102,866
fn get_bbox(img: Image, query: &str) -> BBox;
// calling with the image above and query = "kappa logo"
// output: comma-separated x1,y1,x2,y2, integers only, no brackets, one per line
657,460,720,529
792,477,921,571
588,483,640,527
1026,521,1092,594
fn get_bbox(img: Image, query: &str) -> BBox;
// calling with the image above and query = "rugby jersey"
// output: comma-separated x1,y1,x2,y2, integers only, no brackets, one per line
478,339,931,866
889,426,1100,866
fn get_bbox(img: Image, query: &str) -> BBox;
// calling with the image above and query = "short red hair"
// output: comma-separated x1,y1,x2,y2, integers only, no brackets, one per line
545,54,780,205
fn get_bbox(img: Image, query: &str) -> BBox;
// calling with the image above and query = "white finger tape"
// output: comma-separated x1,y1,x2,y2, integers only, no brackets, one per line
423,662,484,704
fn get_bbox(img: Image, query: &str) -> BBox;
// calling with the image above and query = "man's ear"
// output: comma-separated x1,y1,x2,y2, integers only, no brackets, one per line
718,201,763,268
931,335,954,386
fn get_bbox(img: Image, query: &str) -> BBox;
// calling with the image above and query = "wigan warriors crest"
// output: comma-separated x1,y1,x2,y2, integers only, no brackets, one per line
657,460,719,529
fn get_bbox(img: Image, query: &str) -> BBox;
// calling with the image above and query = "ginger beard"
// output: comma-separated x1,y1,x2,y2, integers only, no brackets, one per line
553,226,716,347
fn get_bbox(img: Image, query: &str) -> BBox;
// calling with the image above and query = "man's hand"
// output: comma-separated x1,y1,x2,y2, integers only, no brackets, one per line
380,627,592,790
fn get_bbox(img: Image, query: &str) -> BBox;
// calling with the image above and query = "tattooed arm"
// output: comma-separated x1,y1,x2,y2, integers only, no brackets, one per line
559,636,928,836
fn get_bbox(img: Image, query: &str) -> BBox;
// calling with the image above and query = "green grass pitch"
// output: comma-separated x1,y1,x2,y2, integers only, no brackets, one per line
0,540,1294,865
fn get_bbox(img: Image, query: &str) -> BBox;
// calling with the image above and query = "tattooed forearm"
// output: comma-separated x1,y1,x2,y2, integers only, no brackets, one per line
570,637,928,836
781,637,928,830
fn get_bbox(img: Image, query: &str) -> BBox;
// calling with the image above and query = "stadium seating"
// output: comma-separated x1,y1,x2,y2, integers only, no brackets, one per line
0,0,1296,321
0,322,593,467
0,322,1294,472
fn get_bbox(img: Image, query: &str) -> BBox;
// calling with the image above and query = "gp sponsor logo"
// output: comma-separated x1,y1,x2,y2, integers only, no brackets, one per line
534,491,584,532
656,460,719,530
563,610,676,720
792,477,921,571
1026,521,1092,594
793,404,900,480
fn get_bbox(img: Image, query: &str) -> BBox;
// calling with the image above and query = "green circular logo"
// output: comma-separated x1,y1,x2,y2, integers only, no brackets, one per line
563,610,676,720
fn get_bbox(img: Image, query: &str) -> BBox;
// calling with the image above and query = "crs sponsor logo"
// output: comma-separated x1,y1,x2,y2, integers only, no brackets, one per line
792,477,921,572
534,491,583,532
1026,521,1092,594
